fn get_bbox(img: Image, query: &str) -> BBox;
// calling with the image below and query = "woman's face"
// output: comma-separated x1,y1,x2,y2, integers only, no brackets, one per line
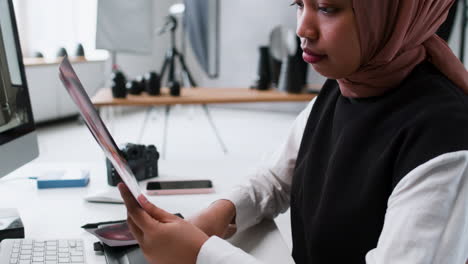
294,0,361,79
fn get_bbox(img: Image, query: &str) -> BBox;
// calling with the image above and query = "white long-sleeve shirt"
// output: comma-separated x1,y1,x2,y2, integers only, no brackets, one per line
196,98,468,264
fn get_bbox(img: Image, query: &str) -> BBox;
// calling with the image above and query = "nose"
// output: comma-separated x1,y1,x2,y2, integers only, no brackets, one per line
296,9,319,41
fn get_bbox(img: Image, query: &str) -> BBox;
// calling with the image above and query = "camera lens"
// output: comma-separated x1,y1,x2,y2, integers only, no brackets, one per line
127,146,141,159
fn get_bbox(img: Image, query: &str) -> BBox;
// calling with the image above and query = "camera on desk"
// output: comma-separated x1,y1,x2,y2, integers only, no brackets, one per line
106,143,160,186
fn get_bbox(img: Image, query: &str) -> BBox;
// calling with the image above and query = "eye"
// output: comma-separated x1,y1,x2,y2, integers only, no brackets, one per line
318,6,338,14
290,1,304,10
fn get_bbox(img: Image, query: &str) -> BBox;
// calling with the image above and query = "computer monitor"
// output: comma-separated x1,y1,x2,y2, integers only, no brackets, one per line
0,0,38,178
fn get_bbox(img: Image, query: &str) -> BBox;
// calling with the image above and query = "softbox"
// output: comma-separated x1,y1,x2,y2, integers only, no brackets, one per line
96,0,153,54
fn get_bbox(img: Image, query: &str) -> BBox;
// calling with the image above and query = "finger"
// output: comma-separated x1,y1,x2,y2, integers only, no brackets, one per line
127,217,144,241
118,182,138,204
223,224,237,239
118,183,156,230
137,194,179,223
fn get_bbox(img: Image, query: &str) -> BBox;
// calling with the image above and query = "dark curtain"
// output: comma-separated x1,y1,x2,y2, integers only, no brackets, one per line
184,0,219,78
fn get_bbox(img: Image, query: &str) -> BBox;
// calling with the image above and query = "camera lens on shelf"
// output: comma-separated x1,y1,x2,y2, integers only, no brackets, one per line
169,80,180,97
135,76,146,94
111,71,127,98
144,72,161,96
126,80,142,95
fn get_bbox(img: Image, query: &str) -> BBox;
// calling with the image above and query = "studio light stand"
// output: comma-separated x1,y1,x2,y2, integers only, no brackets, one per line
158,15,197,96
140,11,227,159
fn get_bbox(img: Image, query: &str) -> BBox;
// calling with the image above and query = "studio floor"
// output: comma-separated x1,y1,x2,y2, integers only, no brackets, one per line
33,103,308,251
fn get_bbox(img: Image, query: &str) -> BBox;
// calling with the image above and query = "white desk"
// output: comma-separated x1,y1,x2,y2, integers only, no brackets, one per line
0,159,294,263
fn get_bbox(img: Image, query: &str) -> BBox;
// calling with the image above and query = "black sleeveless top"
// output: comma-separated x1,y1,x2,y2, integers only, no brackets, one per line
290,62,468,263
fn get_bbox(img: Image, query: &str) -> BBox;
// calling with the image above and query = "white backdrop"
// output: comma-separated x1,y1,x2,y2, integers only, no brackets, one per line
13,0,466,91
113,0,326,88
96,0,153,55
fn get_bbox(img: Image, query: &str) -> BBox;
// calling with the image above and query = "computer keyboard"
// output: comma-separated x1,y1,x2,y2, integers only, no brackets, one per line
0,239,86,264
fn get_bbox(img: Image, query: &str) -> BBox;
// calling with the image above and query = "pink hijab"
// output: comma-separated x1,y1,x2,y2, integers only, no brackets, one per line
338,0,468,98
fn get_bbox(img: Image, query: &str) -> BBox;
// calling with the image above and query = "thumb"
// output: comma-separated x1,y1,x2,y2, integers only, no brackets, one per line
138,195,178,222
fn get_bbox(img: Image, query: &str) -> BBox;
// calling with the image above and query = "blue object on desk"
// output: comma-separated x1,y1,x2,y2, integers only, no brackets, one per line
36,169,90,189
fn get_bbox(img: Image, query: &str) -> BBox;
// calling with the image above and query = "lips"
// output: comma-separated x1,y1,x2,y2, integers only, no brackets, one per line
302,48,327,64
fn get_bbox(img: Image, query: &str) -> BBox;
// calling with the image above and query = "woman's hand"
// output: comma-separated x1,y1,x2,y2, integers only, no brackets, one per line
118,183,209,264
188,199,237,239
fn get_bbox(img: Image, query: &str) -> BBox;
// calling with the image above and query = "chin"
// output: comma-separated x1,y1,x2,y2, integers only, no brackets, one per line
311,63,354,80
311,65,342,80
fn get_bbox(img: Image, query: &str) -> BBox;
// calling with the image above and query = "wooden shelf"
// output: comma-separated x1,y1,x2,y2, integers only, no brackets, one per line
92,87,319,107
23,56,107,67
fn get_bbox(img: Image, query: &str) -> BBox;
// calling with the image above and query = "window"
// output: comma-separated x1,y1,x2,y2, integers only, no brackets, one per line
13,0,105,59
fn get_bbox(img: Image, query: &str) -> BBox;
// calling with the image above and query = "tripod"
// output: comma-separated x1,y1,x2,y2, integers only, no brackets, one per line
143,16,227,157
159,15,197,96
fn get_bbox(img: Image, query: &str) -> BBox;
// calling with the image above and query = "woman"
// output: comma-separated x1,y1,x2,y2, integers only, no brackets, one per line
118,0,468,263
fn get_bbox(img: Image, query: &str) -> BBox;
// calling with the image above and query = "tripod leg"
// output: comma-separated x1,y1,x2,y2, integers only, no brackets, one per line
162,105,171,159
160,54,171,83
137,107,154,144
202,104,228,154
176,52,198,87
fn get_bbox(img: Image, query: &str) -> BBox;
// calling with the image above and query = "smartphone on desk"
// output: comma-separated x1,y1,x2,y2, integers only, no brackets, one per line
146,180,214,195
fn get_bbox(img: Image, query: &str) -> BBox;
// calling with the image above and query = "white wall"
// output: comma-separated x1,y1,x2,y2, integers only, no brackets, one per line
114,1,466,90
114,0,326,89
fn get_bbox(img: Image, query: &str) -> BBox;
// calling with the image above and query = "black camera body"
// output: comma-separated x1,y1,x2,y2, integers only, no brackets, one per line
107,143,159,186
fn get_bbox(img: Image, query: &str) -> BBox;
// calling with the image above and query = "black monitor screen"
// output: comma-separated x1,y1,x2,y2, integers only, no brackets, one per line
0,0,35,144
